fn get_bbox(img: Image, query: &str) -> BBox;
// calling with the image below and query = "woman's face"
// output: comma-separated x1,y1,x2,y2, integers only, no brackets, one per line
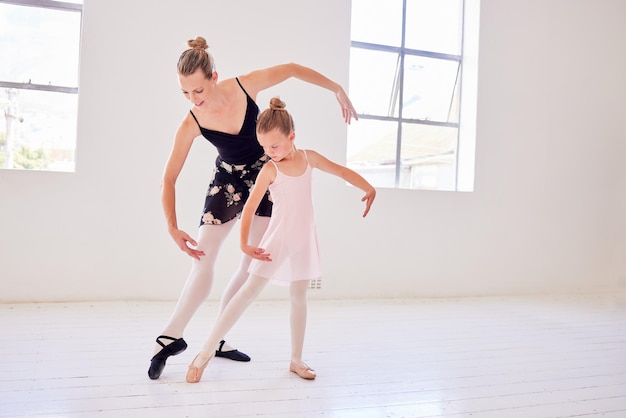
257,128,295,162
178,67,215,108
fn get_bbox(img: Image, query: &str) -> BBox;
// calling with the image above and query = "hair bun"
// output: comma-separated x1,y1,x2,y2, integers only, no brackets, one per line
187,36,209,50
269,97,286,111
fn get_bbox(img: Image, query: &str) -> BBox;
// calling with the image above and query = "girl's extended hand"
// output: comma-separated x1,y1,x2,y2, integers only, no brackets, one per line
242,244,272,262
336,88,358,124
170,228,206,260
361,188,376,218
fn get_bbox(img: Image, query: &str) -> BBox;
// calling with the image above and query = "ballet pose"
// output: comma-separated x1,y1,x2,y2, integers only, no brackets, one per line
148,37,358,380
185,97,376,383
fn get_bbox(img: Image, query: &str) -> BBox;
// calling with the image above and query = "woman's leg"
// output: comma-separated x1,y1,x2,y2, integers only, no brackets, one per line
154,221,236,355
191,274,269,369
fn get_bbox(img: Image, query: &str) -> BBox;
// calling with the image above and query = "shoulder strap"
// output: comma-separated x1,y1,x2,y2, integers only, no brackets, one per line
235,77,252,99
189,110,201,129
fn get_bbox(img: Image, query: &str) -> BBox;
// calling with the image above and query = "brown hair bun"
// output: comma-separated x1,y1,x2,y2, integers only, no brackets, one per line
269,97,286,111
187,36,208,50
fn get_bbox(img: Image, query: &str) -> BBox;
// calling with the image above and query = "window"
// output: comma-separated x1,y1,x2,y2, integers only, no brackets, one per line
348,0,479,191
0,0,82,172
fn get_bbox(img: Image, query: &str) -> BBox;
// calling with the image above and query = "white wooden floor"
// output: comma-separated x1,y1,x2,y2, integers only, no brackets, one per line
1,294,625,418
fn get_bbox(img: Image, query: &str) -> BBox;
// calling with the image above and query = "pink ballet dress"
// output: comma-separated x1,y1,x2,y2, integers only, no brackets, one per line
248,150,322,285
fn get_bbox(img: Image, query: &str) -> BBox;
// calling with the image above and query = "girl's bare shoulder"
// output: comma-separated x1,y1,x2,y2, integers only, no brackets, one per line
302,148,324,166
259,159,277,180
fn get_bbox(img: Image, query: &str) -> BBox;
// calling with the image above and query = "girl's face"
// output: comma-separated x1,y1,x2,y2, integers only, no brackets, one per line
257,128,296,162
178,68,215,108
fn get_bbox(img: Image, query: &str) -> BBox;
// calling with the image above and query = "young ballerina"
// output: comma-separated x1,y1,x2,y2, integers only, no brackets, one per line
148,37,359,380
185,97,376,383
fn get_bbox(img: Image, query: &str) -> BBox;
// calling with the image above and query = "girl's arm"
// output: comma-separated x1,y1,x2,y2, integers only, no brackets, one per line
306,149,376,217
161,115,206,260
240,164,275,261
238,63,357,124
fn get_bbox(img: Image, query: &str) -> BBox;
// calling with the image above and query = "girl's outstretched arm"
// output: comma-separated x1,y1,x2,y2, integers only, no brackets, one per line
307,149,376,217
238,63,358,124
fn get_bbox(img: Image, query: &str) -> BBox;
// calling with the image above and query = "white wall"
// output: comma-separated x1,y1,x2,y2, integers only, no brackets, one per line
1,0,624,302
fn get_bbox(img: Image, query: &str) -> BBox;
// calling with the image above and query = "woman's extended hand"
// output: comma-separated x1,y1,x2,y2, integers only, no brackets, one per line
170,228,206,260
361,188,376,218
241,244,272,262
336,88,359,124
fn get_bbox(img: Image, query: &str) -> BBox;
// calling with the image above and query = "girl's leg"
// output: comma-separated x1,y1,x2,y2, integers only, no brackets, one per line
154,221,236,355
289,280,316,380
191,274,269,369
289,280,310,364
219,215,270,313
216,215,270,350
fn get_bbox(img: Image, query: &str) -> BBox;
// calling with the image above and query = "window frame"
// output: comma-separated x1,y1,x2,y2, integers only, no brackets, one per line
0,0,82,95
349,0,469,191
0,0,82,171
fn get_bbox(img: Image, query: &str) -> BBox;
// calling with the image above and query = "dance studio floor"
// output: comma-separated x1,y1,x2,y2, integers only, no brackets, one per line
1,294,625,417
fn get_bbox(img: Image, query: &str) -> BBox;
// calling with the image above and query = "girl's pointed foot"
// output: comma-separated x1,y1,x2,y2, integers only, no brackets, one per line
289,361,316,380
186,353,212,383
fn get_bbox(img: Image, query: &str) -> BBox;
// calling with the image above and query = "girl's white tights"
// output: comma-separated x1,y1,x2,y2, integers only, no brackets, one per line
289,279,309,363
154,215,270,355
192,276,310,367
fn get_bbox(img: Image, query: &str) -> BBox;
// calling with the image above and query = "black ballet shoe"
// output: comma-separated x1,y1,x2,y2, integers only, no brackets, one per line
148,335,187,380
214,340,251,362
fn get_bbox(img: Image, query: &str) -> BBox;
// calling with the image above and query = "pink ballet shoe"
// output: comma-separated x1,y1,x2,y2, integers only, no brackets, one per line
289,361,316,380
186,354,211,383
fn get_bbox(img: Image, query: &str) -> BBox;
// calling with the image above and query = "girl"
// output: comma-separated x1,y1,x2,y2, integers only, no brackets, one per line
186,97,376,383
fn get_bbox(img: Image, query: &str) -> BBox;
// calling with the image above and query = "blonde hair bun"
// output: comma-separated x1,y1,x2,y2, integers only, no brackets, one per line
269,97,286,111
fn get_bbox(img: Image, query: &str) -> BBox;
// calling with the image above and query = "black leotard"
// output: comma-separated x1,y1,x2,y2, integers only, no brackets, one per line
189,78,272,226
189,77,263,165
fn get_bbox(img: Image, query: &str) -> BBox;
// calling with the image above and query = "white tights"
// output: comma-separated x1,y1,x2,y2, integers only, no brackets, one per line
154,215,270,354
194,276,310,366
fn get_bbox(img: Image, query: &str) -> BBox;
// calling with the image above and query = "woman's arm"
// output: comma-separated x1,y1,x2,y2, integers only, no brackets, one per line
161,115,205,260
240,164,275,261
238,63,358,124
307,150,376,217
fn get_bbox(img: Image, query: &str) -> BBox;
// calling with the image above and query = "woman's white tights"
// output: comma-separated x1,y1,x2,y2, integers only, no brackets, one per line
154,215,270,354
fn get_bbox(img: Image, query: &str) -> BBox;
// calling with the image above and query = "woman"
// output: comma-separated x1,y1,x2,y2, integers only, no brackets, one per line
148,36,358,380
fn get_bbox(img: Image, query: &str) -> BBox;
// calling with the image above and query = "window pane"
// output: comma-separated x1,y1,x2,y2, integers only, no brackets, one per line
399,123,457,190
1,88,77,171
403,55,460,122
349,48,400,117
348,0,473,191
347,119,398,188
405,0,463,54
351,0,403,46
0,3,81,87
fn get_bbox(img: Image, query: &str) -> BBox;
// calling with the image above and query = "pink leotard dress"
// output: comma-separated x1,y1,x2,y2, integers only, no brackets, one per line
248,150,322,285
